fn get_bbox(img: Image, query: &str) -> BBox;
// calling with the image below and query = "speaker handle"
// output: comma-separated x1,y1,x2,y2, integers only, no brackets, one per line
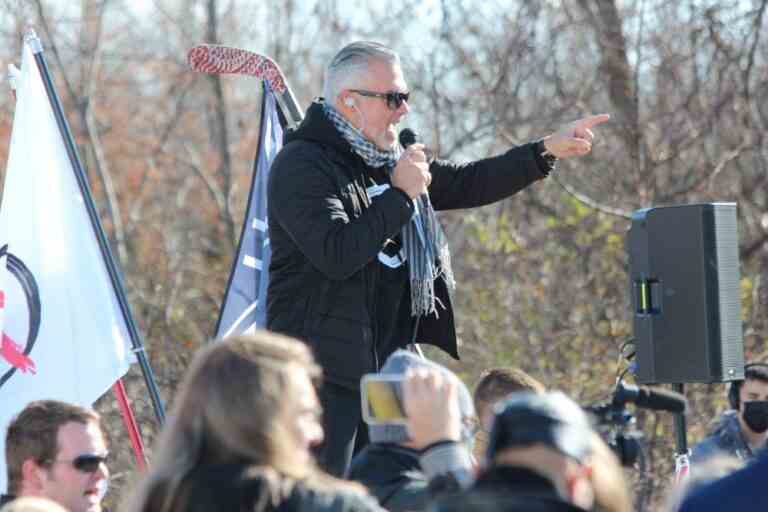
634,278,663,315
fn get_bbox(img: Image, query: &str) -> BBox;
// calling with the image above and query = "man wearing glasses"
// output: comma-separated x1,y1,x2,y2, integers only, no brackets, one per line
2,400,109,512
267,40,609,477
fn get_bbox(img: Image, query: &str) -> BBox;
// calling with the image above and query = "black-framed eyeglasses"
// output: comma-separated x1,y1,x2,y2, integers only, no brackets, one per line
348,89,410,110
46,453,108,473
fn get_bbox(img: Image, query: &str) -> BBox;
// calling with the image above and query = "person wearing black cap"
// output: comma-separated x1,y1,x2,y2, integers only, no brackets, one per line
477,391,597,511
430,391,633,512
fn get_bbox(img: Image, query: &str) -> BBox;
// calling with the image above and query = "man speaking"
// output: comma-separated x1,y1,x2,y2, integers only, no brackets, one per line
266,40,609,476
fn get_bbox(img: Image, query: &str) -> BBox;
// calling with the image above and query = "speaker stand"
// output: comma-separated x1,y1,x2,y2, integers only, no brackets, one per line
672,383,691,481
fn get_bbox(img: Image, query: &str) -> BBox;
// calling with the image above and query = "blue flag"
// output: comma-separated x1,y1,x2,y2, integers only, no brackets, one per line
215,83,283,338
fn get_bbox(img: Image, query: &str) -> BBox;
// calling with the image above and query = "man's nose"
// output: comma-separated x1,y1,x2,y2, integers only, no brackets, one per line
398,99,410,115
93,461,109,481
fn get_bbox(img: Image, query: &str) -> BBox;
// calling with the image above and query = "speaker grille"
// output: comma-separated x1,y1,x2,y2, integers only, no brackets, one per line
713,205,744,379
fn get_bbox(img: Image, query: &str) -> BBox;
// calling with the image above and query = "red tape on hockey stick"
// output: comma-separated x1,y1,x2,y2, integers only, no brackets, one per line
187,44,287,94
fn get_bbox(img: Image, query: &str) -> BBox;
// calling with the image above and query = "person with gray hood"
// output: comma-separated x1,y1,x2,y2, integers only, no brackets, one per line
349,350,477,511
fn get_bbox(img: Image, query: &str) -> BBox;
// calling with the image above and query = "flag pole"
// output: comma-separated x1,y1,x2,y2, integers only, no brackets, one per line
23,29,166,425
113,380,148,470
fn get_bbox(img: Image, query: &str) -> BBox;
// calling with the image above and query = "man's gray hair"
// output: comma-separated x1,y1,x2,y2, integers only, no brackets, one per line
322,41,400,102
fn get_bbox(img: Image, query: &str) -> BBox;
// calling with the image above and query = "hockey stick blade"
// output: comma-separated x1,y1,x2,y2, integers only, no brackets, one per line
187,44,287,93
187,44,303,126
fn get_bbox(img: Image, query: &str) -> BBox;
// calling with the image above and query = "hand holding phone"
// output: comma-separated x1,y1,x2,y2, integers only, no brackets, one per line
361,369,463,449
402,368,462,449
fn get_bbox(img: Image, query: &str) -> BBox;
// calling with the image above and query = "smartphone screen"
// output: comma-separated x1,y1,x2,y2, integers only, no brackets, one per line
360,374,407,425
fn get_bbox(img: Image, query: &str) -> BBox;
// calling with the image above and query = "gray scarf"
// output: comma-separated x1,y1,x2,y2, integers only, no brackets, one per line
323,102,455,317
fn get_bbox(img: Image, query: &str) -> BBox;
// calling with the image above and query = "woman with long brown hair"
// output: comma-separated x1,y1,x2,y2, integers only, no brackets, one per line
123,331,382,512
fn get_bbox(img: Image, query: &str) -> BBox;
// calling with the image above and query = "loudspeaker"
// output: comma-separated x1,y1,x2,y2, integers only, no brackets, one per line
627,203,744,384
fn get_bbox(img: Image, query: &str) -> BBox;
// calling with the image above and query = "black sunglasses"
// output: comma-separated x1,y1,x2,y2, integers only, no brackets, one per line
46,453,108,473
348,89,410,110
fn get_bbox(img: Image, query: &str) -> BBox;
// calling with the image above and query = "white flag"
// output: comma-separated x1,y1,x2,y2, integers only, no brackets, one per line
0,42,133,492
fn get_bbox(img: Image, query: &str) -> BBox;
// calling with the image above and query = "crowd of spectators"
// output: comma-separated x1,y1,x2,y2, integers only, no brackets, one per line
4,330,765,512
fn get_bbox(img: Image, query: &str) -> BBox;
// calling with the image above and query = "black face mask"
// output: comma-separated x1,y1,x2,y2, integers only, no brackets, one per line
742,401,768,433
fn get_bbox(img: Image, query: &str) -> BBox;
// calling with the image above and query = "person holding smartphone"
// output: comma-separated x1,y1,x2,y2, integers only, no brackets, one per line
350,350,477,511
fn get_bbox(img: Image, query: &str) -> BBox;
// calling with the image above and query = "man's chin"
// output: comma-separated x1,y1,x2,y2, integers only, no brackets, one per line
368,129,397,151
386,128,399,148
377,137,398,151
82,494,102,512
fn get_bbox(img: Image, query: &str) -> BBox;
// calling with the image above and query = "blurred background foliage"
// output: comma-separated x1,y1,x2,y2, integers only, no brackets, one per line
1,0,767,509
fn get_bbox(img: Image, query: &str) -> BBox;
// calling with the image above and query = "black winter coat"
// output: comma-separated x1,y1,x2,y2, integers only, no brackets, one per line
141,464,383,512
349,444,430,512
267,101,548,388
464,466,587,512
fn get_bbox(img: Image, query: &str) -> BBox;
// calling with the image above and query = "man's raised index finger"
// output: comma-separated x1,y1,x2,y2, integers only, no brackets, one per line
576,113,611,129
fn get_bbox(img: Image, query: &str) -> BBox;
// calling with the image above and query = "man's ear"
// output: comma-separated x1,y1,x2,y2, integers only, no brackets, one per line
336,95,353,115
21,458,47,491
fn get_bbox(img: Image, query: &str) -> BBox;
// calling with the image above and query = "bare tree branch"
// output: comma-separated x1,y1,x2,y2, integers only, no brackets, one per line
205,0,236,247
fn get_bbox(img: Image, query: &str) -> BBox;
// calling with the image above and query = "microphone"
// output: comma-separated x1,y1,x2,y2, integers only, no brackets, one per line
399,128,418,149
612,382,688,413
399,128,434,163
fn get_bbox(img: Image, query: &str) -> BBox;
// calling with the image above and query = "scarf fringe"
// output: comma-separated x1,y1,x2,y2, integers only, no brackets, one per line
412,278,436,317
